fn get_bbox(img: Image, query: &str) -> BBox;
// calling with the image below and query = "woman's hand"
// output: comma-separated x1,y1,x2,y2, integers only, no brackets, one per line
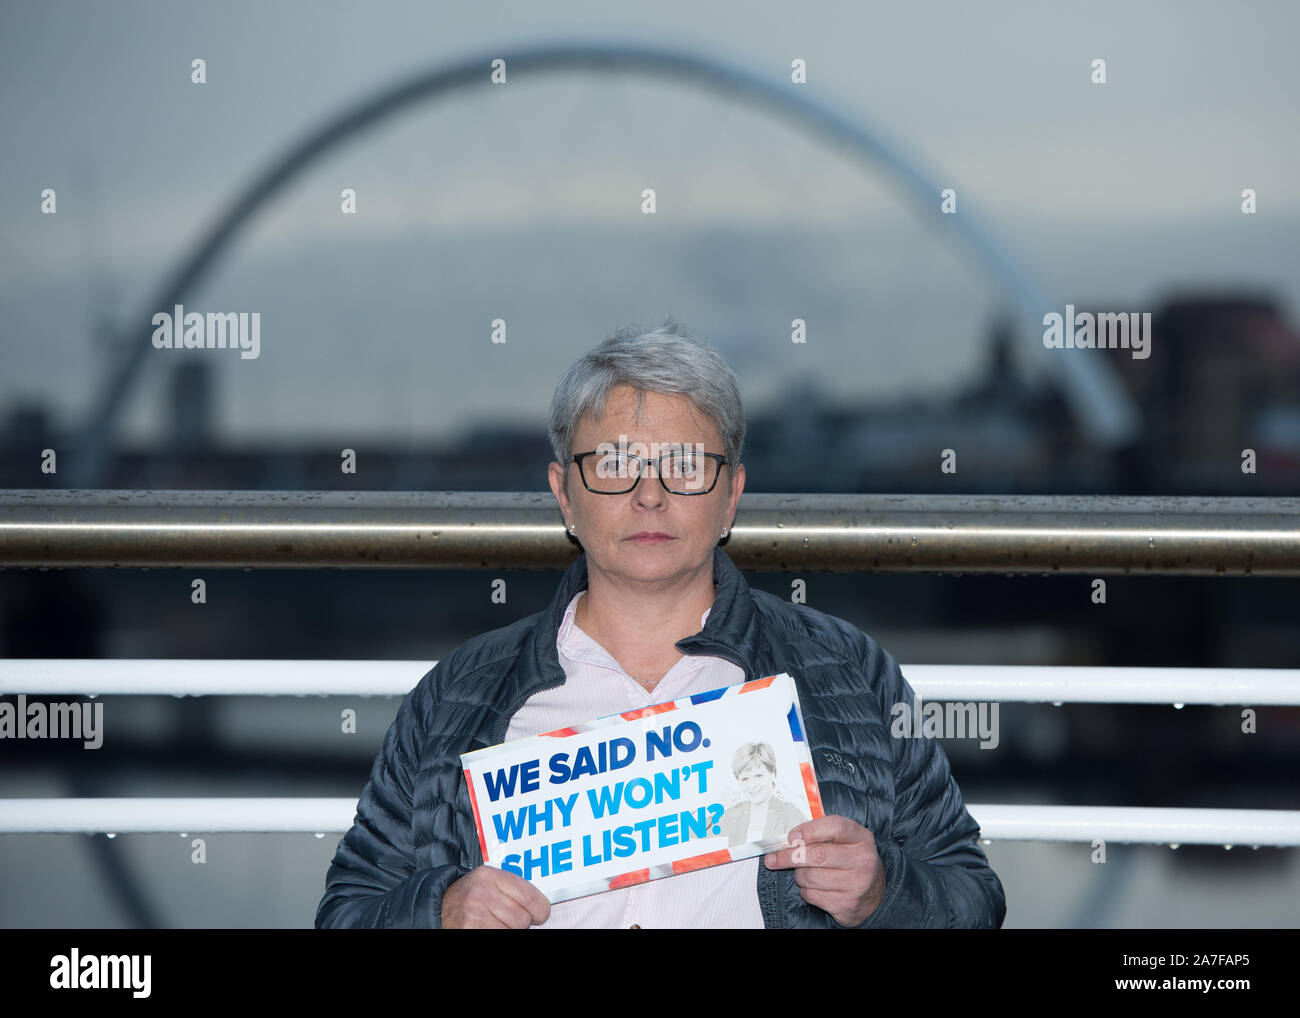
441,866,552,928
763,815,886,927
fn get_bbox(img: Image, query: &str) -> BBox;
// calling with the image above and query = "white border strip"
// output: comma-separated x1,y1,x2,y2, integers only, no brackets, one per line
0,660,430,697
902,665,1300,705
967,804,1300,847
0,799,1297,844
0,798,360,834
2,660,1298,704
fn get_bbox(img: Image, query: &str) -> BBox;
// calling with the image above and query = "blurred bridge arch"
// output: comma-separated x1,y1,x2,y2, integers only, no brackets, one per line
67,37,1139,486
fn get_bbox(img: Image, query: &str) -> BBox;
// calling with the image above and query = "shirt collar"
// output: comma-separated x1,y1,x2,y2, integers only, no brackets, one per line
495,547,760,746
558,590,712,660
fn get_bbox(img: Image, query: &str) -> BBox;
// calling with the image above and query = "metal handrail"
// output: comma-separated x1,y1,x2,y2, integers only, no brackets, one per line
4,490,1300,573
5,491,1298,846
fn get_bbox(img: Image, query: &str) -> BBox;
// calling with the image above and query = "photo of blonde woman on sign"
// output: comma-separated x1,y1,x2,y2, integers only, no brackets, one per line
717,742,808,849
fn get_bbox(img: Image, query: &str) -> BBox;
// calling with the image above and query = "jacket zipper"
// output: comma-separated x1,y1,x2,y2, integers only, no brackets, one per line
465,673,568,869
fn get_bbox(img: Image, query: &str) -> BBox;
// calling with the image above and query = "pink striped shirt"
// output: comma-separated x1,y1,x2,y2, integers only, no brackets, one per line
505,589,764,929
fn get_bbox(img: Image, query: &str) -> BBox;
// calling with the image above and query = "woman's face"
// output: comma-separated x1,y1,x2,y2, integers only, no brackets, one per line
737,763,775,805
548,385,745,591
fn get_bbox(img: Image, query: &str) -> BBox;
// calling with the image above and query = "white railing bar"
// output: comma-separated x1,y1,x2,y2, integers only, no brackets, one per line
901,665,1300,705
2,660,1299,704
0,660,429,697
0,799,1297,845
968,805,1300,847
0,798,359,834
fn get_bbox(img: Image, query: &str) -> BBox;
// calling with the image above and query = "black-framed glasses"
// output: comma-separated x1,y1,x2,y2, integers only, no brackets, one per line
570,449,728,495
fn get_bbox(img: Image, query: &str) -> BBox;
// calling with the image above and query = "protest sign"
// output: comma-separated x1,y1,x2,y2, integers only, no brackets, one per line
460,672,824,903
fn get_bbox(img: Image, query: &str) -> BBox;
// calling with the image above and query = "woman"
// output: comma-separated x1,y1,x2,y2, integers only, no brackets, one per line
717,743,809,849
316,321,1005,929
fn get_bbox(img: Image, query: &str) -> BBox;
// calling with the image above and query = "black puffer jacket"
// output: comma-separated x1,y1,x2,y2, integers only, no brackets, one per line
316,547,1006,929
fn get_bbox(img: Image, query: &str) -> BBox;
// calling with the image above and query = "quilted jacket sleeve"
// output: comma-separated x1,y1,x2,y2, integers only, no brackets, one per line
315,664,465,928
856,636,1007,929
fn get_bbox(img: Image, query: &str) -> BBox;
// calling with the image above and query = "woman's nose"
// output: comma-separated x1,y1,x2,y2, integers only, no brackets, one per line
633,471,667,507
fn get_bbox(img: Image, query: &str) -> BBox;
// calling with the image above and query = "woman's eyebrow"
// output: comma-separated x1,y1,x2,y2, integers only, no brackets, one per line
591,439,711,449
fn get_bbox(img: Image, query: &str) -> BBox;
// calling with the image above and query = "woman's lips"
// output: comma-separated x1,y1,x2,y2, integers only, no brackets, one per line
626,534,674,543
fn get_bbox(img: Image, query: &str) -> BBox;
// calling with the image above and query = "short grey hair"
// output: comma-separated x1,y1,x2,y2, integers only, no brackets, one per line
732,742,777,777
547,318,746,479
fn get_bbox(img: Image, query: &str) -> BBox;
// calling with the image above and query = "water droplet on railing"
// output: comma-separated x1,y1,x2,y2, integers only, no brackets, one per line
1173,703,1184,710
314,832,325,839
1223,844,1234,850
105,832,116,839
1168,843,1180,850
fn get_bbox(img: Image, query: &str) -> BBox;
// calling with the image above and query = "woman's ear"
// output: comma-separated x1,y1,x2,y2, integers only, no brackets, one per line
548,461,570,510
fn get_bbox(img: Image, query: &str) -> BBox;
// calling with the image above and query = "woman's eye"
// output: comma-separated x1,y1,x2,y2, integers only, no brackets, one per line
596,454,629,477
670,455,698,477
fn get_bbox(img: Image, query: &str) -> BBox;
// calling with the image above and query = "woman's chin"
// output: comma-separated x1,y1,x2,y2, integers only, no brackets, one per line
608,543,695,572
